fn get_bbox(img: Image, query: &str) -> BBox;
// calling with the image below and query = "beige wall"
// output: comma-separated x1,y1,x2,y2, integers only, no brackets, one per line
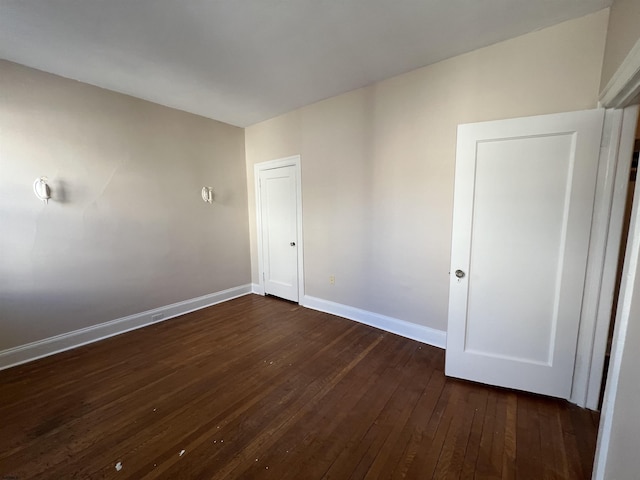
0,60,250,350
600,0,640,89
245,10,609,332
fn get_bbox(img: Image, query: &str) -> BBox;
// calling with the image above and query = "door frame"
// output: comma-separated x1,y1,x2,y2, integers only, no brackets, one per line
571,107,637,409
591,37,640,478
254,155,305,302
573,39,640,410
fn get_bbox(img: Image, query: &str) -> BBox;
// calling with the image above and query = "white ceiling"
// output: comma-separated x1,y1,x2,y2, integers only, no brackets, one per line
0,0,611,127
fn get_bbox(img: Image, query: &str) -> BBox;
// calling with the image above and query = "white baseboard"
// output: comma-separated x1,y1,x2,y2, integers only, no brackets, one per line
0,284,252,371
300,295,446,349
252,283,265,295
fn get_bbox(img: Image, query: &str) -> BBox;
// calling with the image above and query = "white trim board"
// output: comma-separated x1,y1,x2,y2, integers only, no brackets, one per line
0,284,252,371
571,107,636,409
587,106,639,409
301,295,447,349
592,122,640,479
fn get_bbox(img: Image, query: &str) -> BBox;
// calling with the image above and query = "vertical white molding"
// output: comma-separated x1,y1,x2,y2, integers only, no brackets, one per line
571,106,638,410
593,108,640,480
571,109,625,408
587,106,639,409
254,163,266,293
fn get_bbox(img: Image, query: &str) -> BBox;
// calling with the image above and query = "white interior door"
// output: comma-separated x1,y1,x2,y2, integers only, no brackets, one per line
259,165,299,302
446,109,605,399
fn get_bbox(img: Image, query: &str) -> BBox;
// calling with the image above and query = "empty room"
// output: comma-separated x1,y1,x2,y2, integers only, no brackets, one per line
2,0,640,479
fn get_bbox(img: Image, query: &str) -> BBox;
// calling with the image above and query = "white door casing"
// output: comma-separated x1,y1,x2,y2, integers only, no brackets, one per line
572,108,635,409
592,104,640,479
446,109,605,399
591,36,640,479
255,156,304,302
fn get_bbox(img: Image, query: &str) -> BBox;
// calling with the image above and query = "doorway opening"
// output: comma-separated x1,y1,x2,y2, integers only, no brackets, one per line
254,155,304,303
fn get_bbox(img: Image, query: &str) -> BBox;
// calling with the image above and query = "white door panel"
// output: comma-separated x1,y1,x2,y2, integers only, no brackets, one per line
260,166,299,302
446,109,605,398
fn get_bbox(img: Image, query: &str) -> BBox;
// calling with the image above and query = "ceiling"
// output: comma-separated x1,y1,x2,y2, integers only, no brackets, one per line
0,0,611,127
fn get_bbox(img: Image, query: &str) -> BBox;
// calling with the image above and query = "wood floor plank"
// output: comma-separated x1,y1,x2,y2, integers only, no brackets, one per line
0,295,600,480
356,345,436,479
515,395,543,479
473,389,500,479
248,335,416,480
320,342,427,479
2,302,351,476
389,358,448,480
432,382,477,479
206,333,386,480
366,347,444,479
60,315,373,478
459,387,489,478
538,398,568,480
403,381,461,478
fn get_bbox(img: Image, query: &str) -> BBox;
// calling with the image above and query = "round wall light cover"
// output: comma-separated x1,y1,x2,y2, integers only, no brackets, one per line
33,176,51,204
201,186,214,203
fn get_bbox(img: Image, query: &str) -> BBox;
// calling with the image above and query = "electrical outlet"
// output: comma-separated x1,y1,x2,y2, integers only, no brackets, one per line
329,275,335,285
152,313,165,321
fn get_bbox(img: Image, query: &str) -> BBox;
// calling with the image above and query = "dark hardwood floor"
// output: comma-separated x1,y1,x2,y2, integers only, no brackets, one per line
0,294,599,479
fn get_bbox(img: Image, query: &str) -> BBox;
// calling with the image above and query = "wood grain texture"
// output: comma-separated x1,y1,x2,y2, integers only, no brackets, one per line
0,294,599,479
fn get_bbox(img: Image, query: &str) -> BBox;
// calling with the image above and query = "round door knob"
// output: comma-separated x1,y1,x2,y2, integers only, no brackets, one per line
290,242,296,246
455,269,465,278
